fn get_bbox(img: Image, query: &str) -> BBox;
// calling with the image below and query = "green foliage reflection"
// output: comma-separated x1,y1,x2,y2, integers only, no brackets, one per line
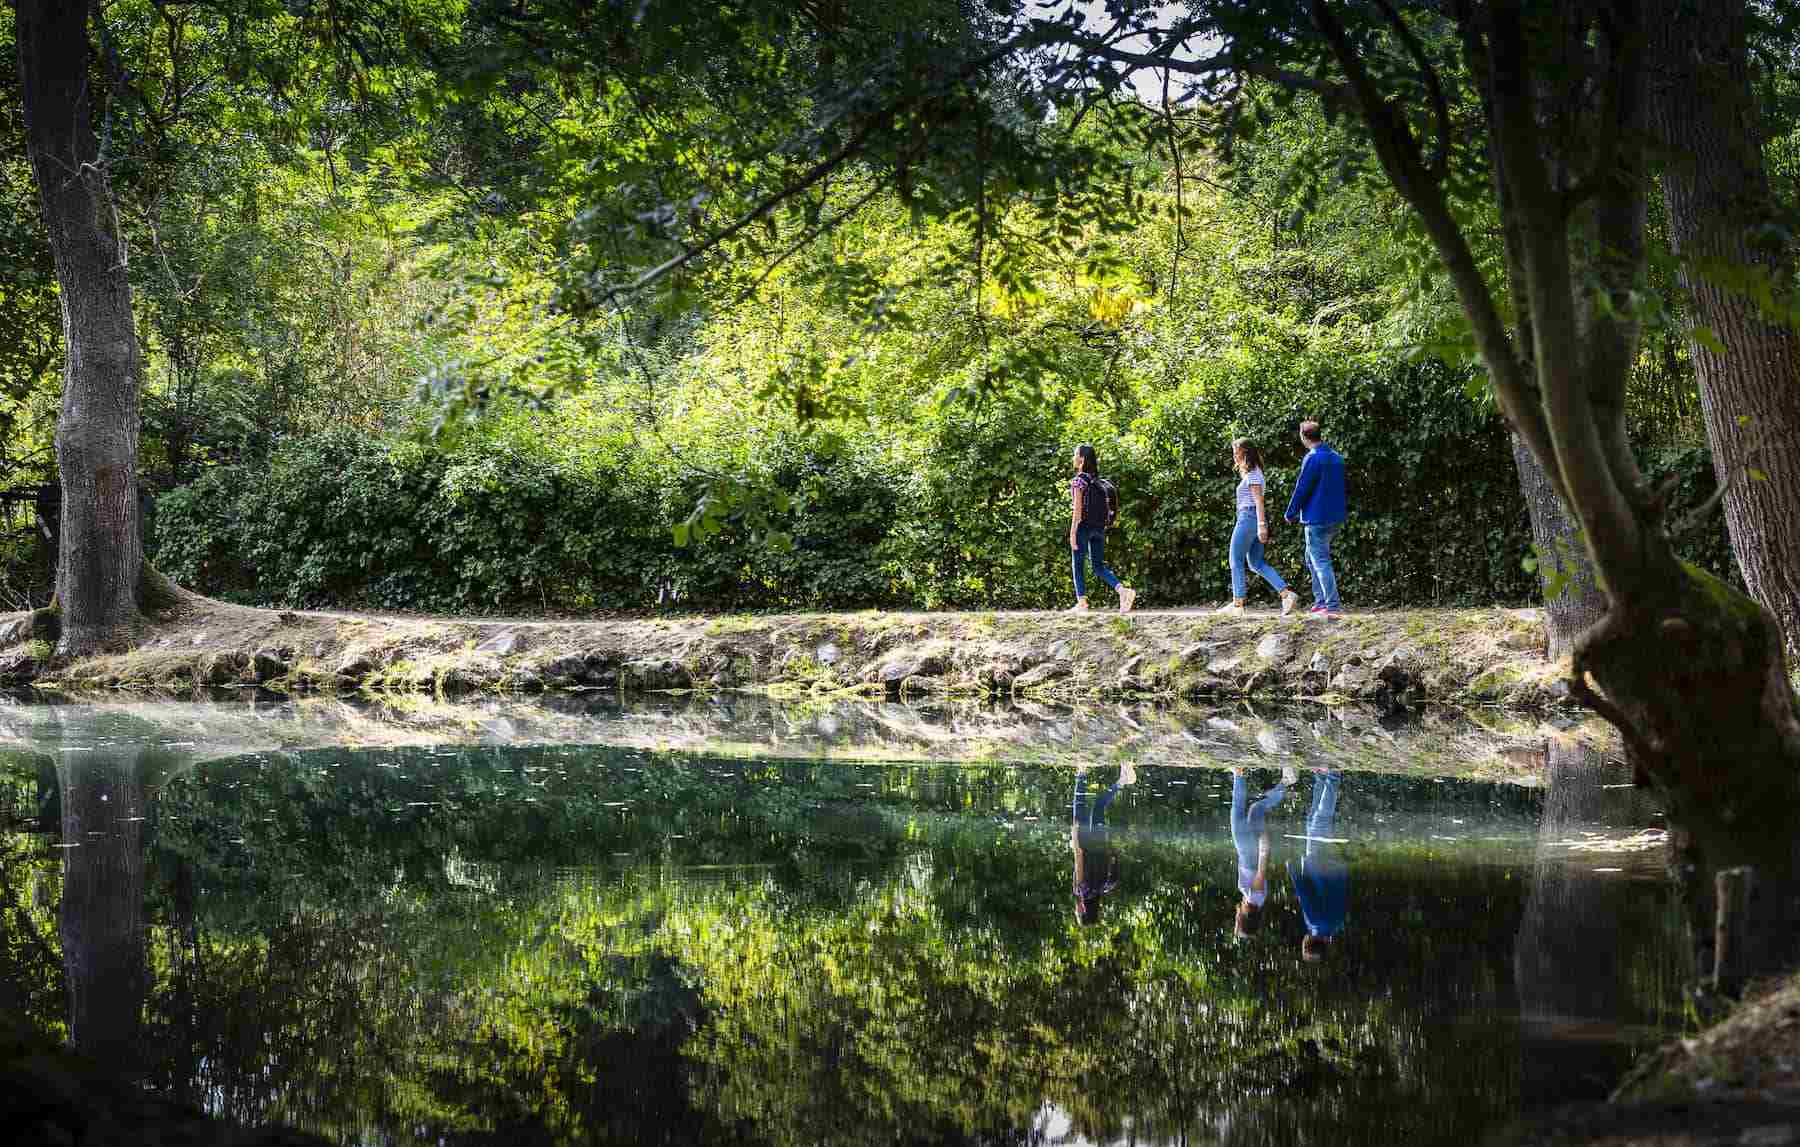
0,742,1687,1146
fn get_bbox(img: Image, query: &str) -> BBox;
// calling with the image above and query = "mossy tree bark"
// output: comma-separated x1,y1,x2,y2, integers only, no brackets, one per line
1645,0,1800,658
1512,435,1606,660
17,0,147,655
1308,0,1800,965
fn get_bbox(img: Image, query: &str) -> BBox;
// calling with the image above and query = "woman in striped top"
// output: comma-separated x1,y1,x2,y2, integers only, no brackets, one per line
1218,438,1300,616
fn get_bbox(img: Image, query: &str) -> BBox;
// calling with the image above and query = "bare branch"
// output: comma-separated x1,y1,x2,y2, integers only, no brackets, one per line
724,178,895,313
1310,0,1553,477
1160,67,1187,297
1067,36,1352,104
600,27,1052,305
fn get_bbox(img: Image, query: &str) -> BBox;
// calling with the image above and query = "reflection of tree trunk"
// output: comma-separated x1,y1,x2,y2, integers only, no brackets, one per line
57,748,152,1073
1512,435,1605,660
1514,737,1628,1100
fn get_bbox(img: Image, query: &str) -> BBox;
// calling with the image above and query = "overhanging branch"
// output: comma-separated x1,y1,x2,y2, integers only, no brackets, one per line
1370,0,1453,178
1310,0,1555,484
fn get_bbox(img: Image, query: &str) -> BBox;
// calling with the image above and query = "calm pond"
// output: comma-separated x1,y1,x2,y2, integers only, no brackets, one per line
0,698,1688,1146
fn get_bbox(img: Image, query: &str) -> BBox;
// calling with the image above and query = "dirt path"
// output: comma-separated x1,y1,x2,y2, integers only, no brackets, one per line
0,593,1565,707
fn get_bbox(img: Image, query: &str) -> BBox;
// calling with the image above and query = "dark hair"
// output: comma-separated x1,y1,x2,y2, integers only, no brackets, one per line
1075,894,1104,926
1298,421,1323,445
1234,899,1265,937
1075,444,1099,476
1232,438,1263,473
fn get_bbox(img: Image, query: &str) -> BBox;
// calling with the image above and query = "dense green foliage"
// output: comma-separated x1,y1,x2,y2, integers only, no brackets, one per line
0,1,1758,614
0,726,1688,1146
149,364,1732,613
154,377,1557,612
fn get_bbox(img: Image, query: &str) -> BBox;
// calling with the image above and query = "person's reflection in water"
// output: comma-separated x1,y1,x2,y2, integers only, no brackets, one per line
1232,764,1296,938
1289,768,1348,961
1071,761,1137,925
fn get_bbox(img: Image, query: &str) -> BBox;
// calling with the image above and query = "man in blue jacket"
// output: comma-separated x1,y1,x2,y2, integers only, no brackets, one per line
1288,768,1347,962
1283,421,1347,617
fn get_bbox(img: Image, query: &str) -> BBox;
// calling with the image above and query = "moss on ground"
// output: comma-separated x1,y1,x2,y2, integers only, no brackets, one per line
1,600,1567,709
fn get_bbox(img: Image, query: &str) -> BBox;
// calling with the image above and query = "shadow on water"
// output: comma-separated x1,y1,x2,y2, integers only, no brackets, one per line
0,698,1722,1146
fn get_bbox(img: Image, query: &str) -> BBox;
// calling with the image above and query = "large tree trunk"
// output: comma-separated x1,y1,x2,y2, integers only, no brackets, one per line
57,749,150,1073
1645,0,1800,657
1419,2,1800,968
1305,0,1800,986
1512,435,1606,659
17,0,145,655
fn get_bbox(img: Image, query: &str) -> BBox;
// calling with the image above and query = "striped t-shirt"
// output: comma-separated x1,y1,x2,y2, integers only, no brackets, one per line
1235,467,1265,512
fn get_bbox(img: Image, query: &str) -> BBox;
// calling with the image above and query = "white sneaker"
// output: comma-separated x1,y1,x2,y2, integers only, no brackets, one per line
1215,601,1244,615
1280,589,1299,616
1118,586,1137,613
1068,601,1090,613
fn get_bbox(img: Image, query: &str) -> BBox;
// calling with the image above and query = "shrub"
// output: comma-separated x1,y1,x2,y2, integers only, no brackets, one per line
152,362,1732,614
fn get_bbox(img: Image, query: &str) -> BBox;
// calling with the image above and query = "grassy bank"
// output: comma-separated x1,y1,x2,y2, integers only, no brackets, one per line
0,593,1564,708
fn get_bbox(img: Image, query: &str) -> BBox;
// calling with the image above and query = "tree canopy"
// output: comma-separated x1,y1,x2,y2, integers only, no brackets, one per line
7,3,1800,911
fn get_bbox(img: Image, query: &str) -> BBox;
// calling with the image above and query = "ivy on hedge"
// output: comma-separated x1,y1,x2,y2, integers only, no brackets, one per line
150,364,1736,614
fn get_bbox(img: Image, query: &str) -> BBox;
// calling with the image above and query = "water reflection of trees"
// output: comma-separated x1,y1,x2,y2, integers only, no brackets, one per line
0,739,1696,1146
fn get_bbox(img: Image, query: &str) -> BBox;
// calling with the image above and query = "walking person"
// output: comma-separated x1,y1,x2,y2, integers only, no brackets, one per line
1217,438,1300,616
1068,444,1137,613
1283,421,1348,617
1231,764,1298,938
1288,769,1348,962
1070,760,1138,926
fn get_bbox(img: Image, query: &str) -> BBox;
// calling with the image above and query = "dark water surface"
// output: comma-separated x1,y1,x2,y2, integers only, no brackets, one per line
0,702,1688,1146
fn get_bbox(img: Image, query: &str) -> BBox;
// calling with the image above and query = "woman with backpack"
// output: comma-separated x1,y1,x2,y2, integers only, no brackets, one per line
1069,443,1137,613
1218,437,1300,616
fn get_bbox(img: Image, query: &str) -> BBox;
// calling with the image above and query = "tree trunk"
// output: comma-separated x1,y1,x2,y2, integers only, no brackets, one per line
57,749,150,1073
1645,0,1800,657
17,0,145,654
1573,562,1800,985
1306,0,1800,984
1512,434,1606,659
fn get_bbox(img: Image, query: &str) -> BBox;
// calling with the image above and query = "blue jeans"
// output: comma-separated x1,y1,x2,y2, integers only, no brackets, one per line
1291,770,1347,937
1231,772,1287,897
1303,770,1342,841
1304,522,1342,610
1071,524,1120,600
1228,510,1286,601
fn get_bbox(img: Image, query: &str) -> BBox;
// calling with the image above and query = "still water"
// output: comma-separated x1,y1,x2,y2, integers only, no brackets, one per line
0,701,1687,1146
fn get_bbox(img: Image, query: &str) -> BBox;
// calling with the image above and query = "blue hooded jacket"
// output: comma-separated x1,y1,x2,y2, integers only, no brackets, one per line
1284,442,1347,525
